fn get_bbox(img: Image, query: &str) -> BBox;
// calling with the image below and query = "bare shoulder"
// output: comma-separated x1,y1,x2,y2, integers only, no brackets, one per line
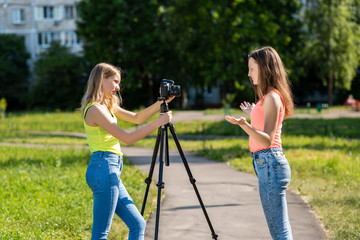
85,104,107,126
268,91,282,99
86,104,104,117
263,92,282,110
265,92,281,102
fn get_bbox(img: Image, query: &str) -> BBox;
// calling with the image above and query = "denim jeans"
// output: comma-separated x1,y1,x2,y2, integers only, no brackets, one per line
251,148,293,240
86,151,146,240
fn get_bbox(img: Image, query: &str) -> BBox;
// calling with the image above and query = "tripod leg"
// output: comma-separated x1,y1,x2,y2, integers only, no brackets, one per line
168,123,218,240
154,125,167,240
165,124,170,166
141,127,162,216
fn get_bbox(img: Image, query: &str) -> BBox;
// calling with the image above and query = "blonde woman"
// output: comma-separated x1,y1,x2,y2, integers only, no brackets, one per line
81,63,173,240
226,47,294,239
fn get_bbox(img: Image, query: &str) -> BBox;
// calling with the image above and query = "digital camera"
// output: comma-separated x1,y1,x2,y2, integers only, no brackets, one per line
159,79,181,100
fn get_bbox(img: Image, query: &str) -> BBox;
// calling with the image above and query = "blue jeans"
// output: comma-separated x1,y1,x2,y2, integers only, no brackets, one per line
251,148,293,240
86,151,146,240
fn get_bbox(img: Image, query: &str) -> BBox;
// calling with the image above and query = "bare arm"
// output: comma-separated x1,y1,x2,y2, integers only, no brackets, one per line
114,97,174,124
85,105,172,145
225,93,282,148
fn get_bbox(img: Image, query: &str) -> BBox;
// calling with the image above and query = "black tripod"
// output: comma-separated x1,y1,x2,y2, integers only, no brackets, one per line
141,100,218,240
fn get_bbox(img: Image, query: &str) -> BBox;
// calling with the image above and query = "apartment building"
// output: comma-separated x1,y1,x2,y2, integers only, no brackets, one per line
0,0,82,68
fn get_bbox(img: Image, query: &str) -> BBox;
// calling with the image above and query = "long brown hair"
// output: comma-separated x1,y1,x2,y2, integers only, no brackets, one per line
80,63,122,116
249,46,294,118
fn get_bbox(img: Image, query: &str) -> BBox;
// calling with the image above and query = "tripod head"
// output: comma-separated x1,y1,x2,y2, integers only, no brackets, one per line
158,97,169,113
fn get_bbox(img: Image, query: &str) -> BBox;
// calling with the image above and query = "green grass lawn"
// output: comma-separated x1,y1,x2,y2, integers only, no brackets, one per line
1,110,359,239
0,110,139,135
0,121,156,239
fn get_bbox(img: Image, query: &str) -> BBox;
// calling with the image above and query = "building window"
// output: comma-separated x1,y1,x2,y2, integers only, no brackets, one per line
64,6,76,19
38,32,60,47
12,9,25,24
38,31,80,48
43,6,54,19
36,6,54,20
54,6,62,20
75,31,82,45
36,7,42,20
64,31,80,46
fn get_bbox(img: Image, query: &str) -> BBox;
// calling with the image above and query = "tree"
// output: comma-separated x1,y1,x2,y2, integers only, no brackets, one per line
30,42,86,110
76,0,302,108
77,0,173,108
164,0,302,105
0,34,30,110
351,69,360,99
303,0,360,105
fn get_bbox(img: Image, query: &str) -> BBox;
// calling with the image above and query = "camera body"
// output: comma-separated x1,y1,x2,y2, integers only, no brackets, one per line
159,79,181,100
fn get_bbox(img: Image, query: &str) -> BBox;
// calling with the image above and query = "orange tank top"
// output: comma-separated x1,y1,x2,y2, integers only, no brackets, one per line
249,90,285,153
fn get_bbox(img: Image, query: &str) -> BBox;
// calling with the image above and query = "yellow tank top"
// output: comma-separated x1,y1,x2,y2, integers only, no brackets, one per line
83,102,123,156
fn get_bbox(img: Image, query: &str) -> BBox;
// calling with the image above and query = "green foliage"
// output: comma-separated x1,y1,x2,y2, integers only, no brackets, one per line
30,42,86,111
76,0,302,108
0,98,7,110
0,35,30,110
77,0,172,108
351,71,360,99
0,98,7,119
298,0,360,105
165,0,302,104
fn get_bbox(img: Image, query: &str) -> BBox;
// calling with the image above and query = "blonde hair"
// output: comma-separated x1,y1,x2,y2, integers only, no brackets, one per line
248,46,294,118
80,63,122,116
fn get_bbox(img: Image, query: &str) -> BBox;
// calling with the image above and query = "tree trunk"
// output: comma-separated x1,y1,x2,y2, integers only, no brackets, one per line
328,68,333,106
147,73,154,105
327,0,333,106
181,87,188,109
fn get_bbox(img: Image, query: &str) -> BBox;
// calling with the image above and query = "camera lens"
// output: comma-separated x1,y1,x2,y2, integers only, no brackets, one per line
169,85,181,97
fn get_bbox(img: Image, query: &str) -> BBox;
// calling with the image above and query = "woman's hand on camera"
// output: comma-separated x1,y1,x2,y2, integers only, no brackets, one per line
165,96,175,103
225,115,247,126
157,111,172,127
240,101,255,115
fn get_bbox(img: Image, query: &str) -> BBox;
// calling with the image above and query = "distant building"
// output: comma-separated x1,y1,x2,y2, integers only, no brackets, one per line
0,0,82,72
187,82,222,108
